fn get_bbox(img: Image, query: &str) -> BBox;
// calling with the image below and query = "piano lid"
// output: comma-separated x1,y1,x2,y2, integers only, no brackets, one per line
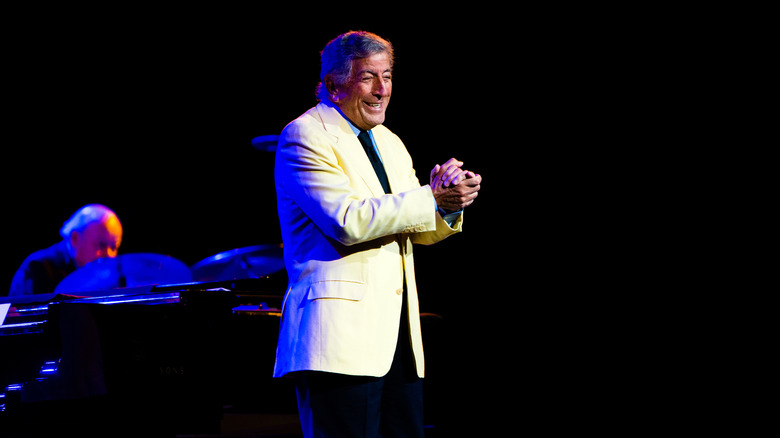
55,253,192,294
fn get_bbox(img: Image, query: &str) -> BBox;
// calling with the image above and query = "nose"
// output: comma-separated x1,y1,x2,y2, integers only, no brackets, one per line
374,78,389,98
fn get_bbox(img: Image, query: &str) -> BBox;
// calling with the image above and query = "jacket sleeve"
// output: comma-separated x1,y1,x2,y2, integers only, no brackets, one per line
380,130,464,246
410,210,463,246
275,121,439,247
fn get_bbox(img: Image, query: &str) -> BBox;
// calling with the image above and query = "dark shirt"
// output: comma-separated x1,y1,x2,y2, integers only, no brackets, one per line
9,240,76,296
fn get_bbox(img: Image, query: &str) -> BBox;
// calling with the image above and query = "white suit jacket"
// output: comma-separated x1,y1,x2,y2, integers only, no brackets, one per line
272,101,463,378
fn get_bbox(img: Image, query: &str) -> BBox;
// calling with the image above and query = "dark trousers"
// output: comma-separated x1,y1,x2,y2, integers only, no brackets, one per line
294,294,424,438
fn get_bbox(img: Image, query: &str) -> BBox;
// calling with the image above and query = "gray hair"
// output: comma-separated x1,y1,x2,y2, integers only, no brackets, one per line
60,204,118,238
315,31,394,102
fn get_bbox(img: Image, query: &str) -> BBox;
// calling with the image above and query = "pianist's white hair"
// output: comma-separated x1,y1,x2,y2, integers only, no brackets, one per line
59,204,118,238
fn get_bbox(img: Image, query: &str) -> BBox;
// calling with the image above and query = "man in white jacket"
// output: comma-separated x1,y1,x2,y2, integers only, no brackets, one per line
273,30,482,438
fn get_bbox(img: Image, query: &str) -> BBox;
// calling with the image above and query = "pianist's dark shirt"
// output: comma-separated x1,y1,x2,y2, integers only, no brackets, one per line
9,240,76,296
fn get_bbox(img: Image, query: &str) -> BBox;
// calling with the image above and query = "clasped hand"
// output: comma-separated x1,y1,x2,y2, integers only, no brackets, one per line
429,158,482,212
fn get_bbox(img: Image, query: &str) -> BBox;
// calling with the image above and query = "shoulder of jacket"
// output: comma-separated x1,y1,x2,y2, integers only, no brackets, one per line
282,106,320,131
280,107,328,140
372,124,404,145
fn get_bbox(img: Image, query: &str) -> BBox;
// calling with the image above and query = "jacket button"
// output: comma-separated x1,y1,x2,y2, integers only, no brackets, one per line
396,288,403,295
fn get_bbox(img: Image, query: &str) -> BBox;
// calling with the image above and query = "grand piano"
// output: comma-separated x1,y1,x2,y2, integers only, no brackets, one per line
0,249,296,437
1,248,447,437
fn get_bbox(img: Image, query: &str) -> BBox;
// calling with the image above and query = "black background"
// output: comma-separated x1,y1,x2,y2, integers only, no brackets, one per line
2,7,683,433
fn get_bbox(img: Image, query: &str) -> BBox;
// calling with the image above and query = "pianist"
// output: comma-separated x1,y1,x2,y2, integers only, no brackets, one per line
8,204,123,296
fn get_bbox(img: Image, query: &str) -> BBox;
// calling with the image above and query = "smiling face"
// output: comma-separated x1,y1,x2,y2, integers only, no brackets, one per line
329,52,392,131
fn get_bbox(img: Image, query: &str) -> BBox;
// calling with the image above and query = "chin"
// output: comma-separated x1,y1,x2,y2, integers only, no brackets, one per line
363,115,385,128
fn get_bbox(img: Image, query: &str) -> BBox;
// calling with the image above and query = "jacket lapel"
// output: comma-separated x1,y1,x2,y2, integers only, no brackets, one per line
316,102,387,196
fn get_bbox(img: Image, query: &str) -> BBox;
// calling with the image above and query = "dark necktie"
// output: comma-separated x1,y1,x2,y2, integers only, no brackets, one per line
357,130,391,194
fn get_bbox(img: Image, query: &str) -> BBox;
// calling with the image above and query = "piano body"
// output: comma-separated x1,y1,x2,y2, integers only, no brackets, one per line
0,276,297,437
1,276,447,437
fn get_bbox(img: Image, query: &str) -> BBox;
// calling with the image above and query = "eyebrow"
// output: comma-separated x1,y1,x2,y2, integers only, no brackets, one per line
357,69,393,76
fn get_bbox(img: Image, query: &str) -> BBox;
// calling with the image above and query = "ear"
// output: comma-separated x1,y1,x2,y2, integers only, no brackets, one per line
324,76,338,99
70,231,80,249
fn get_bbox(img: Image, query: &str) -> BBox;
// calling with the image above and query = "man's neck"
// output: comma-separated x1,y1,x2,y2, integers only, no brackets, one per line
324,99,372,135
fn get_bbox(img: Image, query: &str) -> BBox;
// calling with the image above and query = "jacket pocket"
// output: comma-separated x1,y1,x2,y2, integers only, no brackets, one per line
307,279,366,301
305,261,366,301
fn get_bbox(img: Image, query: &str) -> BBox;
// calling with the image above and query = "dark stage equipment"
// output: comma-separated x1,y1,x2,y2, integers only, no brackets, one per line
0,259,446,436
54,253,193,295
0,276,294,436
251,135,280,152
190,244,285,283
